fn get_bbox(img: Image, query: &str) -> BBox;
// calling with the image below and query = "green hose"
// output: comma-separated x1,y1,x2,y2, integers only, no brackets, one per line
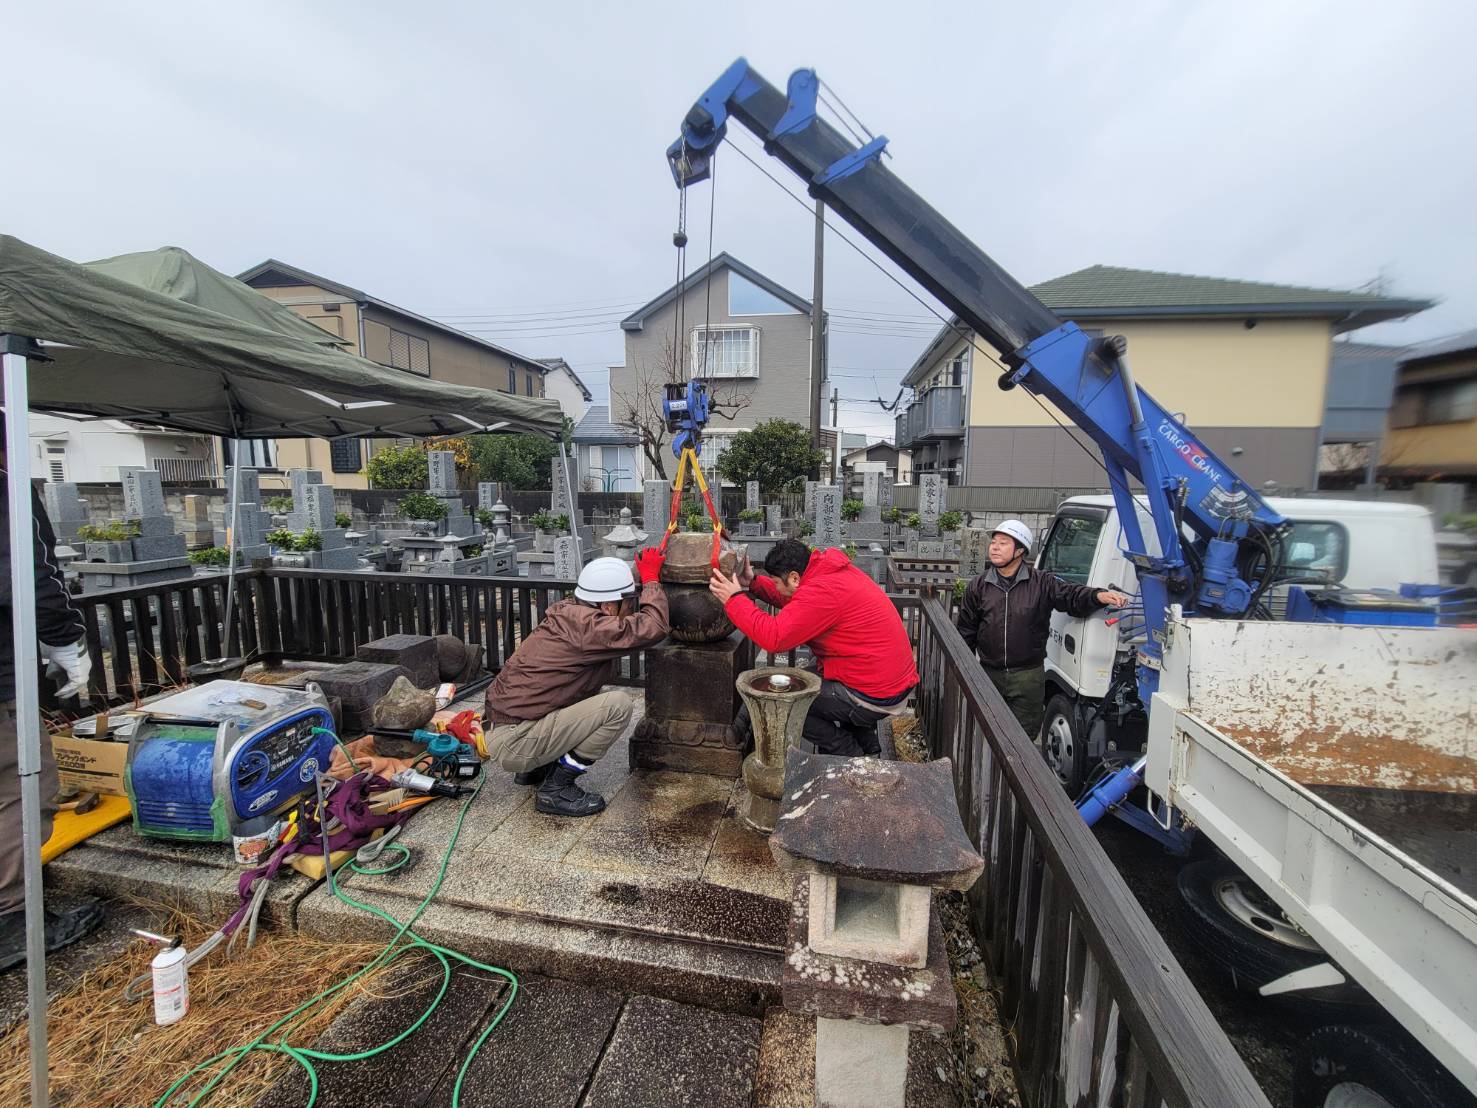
154,734,516,1107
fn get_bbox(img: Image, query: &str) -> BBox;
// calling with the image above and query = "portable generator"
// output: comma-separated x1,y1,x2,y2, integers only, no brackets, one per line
124,681,335,842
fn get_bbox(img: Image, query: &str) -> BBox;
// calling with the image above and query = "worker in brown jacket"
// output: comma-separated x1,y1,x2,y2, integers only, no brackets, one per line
486,550,669,816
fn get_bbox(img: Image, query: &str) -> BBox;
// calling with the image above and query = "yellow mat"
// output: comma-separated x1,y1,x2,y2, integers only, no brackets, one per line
42,795,132,863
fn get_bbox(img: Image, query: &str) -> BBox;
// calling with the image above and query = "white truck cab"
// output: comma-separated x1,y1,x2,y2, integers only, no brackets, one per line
1035,495,1441,791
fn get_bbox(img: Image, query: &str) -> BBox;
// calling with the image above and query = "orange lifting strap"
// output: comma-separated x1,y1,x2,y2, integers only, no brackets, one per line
656,445,724,569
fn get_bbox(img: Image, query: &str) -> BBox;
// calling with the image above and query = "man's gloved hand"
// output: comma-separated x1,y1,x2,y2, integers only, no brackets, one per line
40,640,91,700
634,547,666,585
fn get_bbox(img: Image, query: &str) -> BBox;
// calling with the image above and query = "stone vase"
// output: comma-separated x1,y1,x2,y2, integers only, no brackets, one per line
661,532,745,643
736,666,822,833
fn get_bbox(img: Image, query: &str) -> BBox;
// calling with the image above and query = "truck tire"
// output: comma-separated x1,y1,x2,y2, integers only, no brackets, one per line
1039,694,1088,795
1293,1024,1469,1108
1178,859,1360,1006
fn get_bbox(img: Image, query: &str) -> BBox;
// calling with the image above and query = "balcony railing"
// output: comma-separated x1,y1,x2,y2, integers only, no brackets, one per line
918,384,964,438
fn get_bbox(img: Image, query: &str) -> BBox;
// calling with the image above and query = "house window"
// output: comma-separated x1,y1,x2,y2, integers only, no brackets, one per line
388,329,430,374
525,372,536,396
507,367,518,393
946,349,968,388
692,327,760,378
225,438,278,470
1422,379,1477,424
329,437,363,474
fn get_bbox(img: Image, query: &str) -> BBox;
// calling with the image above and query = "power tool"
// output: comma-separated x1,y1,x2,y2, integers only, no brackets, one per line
123,681,335,841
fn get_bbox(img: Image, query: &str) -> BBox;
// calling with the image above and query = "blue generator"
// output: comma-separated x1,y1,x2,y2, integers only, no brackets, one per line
124,681,336,841
1285,586,1438,628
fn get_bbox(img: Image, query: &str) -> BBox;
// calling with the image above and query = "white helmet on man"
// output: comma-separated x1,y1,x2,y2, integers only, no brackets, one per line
991,518,1035,554
575,557,637,603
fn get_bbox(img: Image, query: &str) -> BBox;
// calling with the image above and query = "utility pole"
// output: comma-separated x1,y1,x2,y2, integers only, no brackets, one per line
830,387,840,483
809,199,826,479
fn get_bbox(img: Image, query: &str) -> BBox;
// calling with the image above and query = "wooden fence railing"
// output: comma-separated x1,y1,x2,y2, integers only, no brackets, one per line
43,568,650,712
911,596,1268,1108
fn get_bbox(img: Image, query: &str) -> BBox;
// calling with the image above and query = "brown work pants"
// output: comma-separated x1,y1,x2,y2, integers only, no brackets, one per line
0,701,59,916
487,690,633,773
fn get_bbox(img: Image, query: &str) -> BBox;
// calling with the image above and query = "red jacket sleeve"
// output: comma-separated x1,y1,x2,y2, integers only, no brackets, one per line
749,573,786,608
725,584,836,654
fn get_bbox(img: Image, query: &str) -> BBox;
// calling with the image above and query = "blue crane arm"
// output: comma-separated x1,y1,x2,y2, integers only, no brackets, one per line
668,59,1289,647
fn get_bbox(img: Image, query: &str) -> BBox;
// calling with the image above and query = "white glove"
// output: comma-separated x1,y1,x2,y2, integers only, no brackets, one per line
40,640,91,700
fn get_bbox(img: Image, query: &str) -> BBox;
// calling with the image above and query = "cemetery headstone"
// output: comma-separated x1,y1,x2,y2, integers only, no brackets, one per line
553,536,580,581
919,474,944,535
643,480,672,538
745,481,760,511
815,486,843,548
959,528,989,578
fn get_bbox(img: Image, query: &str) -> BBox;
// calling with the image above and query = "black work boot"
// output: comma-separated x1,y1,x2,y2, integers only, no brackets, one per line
0,899,105,972
514,762,553,787
534,763,606,817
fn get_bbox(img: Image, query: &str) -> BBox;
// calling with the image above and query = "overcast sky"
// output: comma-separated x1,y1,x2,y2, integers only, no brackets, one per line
7,1,1473,442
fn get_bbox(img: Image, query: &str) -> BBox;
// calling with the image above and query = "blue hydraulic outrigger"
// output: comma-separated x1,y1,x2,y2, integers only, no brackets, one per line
667,59,1295,834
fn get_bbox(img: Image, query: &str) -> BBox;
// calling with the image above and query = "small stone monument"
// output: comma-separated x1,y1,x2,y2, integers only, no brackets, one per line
42,482,90,546
735,667,822,833
552,535,580,581
918,474,944,536
771,750,984,1107
959,527,988,579
477,482,499,513
427,451,476,538
550,446,594,556
846,472,885,543
814,486,843,548
601,507,647,564
288,480,359,570
73,468,192,593
745,481,760,512
225,466,272,562
804,480,819,518
643,479,672,539
180,495,215,549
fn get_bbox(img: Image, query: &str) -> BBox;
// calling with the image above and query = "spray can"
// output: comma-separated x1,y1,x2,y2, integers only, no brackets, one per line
133,929,189,1025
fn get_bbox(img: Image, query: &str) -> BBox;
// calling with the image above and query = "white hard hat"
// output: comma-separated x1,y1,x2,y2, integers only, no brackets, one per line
991,519,1034,553
575,556,637,603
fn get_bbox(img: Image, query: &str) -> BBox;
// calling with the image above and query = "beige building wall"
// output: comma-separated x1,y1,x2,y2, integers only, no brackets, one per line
1383,355,1477,471
249,286,545,490
965,318,1333,428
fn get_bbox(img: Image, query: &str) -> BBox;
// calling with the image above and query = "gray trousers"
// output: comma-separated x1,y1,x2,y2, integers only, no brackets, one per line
0,702,58,916
488,691,633,773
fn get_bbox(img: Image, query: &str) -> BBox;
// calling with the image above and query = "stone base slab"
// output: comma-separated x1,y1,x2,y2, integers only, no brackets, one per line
630,718,742,777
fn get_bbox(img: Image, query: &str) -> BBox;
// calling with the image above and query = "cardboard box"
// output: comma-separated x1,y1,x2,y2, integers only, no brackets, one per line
51,734,130,797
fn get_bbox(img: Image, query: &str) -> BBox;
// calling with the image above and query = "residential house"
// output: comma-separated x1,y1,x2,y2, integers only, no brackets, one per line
841,442,910,496
897,265,1429,489
539,358,594,422
236,260,555,489
571,405,641,492
610,253,827,481
27,414,216,485
1383,329,1477,492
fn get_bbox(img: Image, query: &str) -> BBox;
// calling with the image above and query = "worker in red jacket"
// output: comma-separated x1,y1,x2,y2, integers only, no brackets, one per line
710,539,918,757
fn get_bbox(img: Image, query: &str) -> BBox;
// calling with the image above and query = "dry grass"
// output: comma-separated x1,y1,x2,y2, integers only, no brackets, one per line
0,901,430,1108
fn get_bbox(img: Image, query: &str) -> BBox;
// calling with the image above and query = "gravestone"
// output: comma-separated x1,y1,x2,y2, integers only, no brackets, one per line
765,504,782,535
804,480,819,518
427,452,456,497
643,480,672,537
224,466,272,562
745,482,760,511
550,446,593,556
477,483,498,513
919,474,944,536
959,527,989,579
815,487,843,548
552,536,580,582
847,472,885,543
74,468,191,593
290,468,323,506
43,482,90,546
180,495,214,549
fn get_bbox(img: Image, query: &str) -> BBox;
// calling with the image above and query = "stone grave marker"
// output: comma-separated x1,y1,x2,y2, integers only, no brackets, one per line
643,480,672,537
477,482,498,512
553,535,580,581
765,503,782,534
815,486,842,548
745,481,760,511
427,451,457,497
919,474,944,535
959,527,989,578
43,482,89,545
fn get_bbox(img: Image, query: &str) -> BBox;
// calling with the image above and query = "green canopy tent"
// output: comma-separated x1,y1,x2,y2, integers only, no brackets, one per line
0,234,562,1105
0,235,562,439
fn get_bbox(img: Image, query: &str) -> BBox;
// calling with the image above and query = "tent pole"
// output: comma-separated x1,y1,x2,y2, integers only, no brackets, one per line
221,444,242,661
3,344,51,1108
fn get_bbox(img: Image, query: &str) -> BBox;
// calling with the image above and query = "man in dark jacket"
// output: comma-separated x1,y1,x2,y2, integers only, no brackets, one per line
0,424,104,970
956,519,1129,738
711,539,918,757
486,551,669,817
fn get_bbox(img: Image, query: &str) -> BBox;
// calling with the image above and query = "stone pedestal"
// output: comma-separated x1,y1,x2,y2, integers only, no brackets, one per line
770,750,985,1107
630,632,754,776
735,666,821,834
356,634,439,688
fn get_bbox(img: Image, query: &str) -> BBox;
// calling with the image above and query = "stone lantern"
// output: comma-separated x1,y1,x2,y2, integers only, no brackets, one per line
601,506,647,564
770,750,984,1108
